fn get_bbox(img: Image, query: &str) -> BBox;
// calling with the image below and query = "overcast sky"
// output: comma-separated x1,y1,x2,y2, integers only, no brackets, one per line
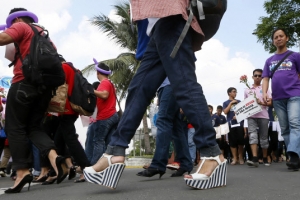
0,0,298,146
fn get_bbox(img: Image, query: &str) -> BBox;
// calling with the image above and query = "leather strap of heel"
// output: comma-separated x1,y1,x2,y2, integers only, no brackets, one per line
191,155,222,180
102,154,113,166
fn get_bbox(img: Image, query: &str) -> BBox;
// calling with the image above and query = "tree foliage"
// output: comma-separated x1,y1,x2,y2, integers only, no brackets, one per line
81,1,138,101
81,1,153,153
254,0,300,53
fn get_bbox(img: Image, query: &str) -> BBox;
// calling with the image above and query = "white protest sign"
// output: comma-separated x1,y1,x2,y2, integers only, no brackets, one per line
232,95,262,123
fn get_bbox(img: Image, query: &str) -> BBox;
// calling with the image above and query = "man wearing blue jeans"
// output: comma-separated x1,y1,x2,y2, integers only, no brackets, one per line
137,78,192,177
85,13,225,190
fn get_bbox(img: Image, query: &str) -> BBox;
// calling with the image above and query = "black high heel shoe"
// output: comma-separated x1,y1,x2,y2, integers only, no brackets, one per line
33,174,48,183
136,168,165,179
42,177,57,185
286,152,300,171
170,168,190,177
56,156,68,184
68,166,76,180
5,174,33,194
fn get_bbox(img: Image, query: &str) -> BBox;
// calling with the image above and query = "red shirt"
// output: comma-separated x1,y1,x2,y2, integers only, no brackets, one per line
4,22,55,83
96,79,116,120
61,63,76,115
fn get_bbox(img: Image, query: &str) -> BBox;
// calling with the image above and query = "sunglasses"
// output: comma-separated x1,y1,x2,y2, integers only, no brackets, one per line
253,75,262,78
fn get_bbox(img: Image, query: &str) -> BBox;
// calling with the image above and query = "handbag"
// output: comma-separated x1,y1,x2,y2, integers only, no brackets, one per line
47,83,69,113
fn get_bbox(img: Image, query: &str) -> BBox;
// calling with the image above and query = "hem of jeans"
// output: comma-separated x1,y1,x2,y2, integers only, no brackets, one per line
105,145,126,157
149,164,166,172
199,144,222,157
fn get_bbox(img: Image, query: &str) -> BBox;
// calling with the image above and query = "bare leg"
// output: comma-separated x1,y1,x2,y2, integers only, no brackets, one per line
238,145,244,164
36,167,49,179
65,158,73,168
230,147,238,164
250,144,258,157
13,169,31,188
48,150,59,175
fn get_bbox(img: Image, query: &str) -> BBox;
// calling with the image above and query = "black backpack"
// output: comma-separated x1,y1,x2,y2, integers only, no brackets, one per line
170,0,227,58
67,63,96,116
10,24,65,92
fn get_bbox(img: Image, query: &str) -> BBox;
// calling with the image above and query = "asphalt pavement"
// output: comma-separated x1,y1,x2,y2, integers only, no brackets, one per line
0,162,299,200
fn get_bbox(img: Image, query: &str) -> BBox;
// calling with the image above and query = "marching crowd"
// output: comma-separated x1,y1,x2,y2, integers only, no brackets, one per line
0,0,300,195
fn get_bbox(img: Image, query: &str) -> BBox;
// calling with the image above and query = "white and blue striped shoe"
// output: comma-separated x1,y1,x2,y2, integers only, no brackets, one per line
184,156,227,189
83,154,125,189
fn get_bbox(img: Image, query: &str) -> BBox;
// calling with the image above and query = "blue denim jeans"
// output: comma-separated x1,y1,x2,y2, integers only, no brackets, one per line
173,120,193,172
106,15,220,157
85,123,95,164
273,97,300,156
188,128,196,162
31,144,41,176
91,113,118,165
149,85,192,172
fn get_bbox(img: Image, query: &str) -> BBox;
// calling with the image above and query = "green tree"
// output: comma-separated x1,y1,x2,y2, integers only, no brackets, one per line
81,1,152,154
253,0,300,53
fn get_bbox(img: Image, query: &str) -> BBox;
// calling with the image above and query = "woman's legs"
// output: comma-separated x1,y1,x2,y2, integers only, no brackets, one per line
89,16,223,182
5,82,66,188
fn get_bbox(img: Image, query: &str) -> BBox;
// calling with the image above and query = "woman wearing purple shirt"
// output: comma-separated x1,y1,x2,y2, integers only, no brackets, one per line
262,28,300,171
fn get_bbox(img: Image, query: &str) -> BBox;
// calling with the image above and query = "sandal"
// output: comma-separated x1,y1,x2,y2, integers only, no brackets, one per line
142,163,150,169
166,162,180,170
74,179,86,183
56,156,69,184
68,166,76,180
230,160,237,165
33,174,48,183
239,159,244,165
184,156,227,189
83,154,125,189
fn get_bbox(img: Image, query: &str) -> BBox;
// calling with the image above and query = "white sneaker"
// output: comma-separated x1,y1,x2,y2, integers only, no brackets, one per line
246,160,259,167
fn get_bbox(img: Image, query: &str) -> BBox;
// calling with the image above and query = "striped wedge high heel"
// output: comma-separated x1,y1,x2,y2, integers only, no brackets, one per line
83,154,125,189
184,156,227,189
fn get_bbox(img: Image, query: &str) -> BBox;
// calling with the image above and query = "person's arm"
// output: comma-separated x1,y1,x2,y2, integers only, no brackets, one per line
262,77,270,103
0,33,14,46
223,100,238,114
94,90,109,100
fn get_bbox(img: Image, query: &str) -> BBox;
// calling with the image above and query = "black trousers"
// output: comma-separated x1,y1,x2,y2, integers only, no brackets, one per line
54,115,90,170
5,81,56,170
40,115,61,168
267,126,278,156
0,138,5,156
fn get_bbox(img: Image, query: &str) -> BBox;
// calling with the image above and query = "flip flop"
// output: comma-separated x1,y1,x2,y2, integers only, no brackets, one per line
74,179,85,183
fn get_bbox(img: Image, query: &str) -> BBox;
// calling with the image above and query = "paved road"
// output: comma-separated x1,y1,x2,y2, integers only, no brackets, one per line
0,162,299,200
